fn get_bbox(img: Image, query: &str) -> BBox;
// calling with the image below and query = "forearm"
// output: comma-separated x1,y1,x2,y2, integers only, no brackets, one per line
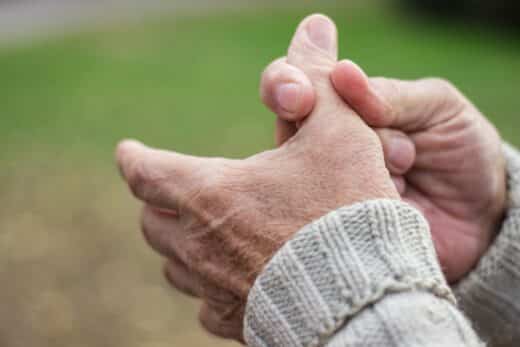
245,200,482,347
453,143,520,346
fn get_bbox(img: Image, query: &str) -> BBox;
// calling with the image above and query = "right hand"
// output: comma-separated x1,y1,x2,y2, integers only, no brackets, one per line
260,57,507,283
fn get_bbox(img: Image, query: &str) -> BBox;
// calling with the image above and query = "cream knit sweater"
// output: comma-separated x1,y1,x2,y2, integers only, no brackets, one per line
244,144,520,347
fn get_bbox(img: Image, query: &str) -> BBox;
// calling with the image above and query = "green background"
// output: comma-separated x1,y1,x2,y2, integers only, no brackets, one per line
0,2,518,346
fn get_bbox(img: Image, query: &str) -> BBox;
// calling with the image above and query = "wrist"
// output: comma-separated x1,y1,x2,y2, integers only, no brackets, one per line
244,199,453,347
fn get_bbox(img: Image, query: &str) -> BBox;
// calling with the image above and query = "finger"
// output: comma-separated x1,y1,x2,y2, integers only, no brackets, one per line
163,255,239,304
331,60,464,131
163,256,200,298
141,204,184,259
260,57,315,122
116,139,207,209
199,301,244,342
375,128,416,175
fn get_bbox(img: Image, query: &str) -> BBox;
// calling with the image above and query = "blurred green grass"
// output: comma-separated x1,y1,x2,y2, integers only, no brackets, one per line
0,2,519,347
1,3,519,164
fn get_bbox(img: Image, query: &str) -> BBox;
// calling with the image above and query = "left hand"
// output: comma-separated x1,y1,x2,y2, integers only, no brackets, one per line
117,15,398,343
260,57,507,283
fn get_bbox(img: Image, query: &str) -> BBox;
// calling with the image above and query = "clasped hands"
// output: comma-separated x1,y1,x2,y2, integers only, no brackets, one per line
116,14,506,343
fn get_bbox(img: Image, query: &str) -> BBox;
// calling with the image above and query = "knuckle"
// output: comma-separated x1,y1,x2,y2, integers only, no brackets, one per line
418,77,467,119
428,77,453,90
425,77,461,102
198,302,242,340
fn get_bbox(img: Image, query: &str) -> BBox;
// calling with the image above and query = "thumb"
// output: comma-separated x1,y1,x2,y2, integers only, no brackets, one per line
287,14,360,128
287,14,338,87
331,60,464,131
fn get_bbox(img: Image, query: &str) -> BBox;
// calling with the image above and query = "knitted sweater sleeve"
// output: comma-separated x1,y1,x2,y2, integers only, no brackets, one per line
453,144,520,347
243,200,483,347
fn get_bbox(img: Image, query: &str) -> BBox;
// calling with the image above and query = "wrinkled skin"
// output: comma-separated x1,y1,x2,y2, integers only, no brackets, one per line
116,15,398,343
261,57,507,284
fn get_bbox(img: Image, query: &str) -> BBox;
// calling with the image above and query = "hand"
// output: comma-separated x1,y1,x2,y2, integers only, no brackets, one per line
260,57,507,283
116,15,398,342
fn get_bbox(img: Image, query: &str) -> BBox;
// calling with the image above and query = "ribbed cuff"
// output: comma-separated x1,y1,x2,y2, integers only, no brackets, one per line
244,199,454,347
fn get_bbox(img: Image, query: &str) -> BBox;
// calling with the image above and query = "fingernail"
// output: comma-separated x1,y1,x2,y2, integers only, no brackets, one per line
387,136,415,173
306,15,335,51
275,83,302,114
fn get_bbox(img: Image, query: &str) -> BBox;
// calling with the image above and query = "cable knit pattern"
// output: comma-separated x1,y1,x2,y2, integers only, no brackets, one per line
244,200,481,347
454,143,520,347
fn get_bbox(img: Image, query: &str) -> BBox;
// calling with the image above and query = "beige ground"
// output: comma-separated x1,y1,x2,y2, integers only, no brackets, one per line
0,0,308,44
0,157,238,347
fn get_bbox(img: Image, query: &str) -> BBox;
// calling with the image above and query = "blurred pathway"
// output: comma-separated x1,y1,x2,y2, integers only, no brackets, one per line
0,0,273,44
